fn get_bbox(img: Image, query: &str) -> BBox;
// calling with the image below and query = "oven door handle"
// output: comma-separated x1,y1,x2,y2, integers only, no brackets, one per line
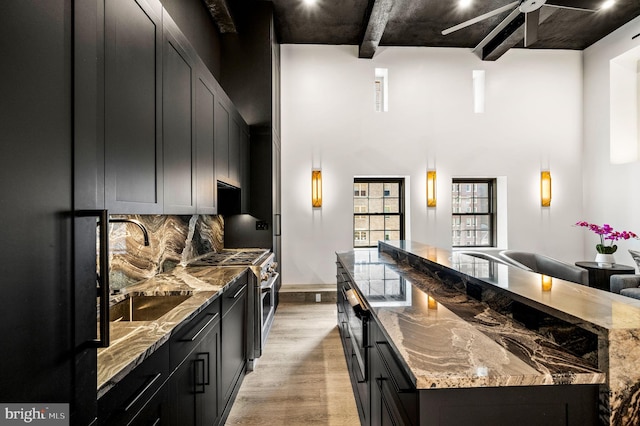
261,272,279,292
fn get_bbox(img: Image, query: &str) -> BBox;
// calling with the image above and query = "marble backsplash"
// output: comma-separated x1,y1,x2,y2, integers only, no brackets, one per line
106,215,224,291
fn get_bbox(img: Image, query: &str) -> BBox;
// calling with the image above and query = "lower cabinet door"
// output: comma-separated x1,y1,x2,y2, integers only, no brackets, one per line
170,323,221,426
128,384,170,426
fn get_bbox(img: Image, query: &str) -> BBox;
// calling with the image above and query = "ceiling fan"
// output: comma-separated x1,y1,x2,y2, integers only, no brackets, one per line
442,0,597,47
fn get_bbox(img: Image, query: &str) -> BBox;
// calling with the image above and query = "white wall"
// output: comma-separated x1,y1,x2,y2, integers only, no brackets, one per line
583,16,640,267
281,45,585,285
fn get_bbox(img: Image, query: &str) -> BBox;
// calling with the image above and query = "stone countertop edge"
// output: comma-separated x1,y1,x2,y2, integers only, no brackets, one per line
336,247,606,391
97,265,249,398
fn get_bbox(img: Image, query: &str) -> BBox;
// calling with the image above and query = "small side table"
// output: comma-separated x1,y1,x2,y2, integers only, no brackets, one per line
575,261,635,292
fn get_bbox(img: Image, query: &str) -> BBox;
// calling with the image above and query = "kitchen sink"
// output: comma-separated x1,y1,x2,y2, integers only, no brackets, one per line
110,295,191,322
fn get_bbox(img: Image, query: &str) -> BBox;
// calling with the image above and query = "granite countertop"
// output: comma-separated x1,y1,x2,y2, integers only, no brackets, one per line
336,248,606,390
97,264,248,398
380,240,640,333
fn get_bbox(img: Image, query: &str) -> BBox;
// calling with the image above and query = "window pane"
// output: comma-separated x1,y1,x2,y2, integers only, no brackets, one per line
384,183,399,197
475,198,489,213
477,215,491,230
369,183,384,198
384,198,399,213
370,231,385,244
369,198,384,213
474,183,489,197
354,199,368,213
459,197,473,213
354,215,369,231
385,216,400,230
386,230,400,240
370,216,385,231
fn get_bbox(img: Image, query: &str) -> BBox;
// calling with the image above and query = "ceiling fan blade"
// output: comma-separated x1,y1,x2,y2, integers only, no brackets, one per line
442,1,519,36
524,9,540,46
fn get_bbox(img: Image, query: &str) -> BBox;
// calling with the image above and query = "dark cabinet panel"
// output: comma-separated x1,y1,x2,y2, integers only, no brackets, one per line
104,0,163,213
163,21,196,214
240,128,251,213
171,323,221,426
215,100,230,184
169,298,221,426
98,343,170,426
195,74,217,214
229,117,241,185
221,275,248,412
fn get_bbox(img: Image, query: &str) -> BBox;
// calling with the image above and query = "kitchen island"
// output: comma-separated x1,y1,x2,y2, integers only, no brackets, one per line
337,241,640,425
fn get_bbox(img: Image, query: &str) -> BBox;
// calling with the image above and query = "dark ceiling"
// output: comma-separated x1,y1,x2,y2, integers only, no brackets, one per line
264,0,640,60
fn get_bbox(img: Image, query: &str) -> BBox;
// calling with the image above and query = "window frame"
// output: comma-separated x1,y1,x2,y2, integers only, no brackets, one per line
451,178,496,248
353,177,405,248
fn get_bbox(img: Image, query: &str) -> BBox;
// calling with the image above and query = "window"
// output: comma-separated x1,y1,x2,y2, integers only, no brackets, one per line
353,178,404,248
451,179,496,247
374,68,388,112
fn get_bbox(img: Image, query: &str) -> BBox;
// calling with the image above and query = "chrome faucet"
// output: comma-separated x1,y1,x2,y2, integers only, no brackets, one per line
108,218,150,246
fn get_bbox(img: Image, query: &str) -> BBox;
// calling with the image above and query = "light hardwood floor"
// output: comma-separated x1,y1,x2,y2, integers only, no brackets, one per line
225,302,360,425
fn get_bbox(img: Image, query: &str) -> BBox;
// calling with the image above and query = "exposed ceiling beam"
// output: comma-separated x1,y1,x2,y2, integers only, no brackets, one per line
203,0,237,34
359,0,395,59
473,6,556,61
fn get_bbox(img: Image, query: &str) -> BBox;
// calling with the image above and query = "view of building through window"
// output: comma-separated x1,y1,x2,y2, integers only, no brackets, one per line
452,179,496,247
353,179,404,247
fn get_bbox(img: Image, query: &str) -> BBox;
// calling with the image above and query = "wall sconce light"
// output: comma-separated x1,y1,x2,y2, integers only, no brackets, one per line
312,170,322,208
541,275,553,292
427,295,438,310
427,170,437,207
540,171,551,207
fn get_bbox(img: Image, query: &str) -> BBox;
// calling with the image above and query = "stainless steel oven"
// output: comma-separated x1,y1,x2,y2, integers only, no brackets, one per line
248,253,278,369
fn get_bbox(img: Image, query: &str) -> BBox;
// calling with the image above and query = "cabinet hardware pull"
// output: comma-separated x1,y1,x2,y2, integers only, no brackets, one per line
124,372,162,412
180,313,219,342
76,209,110,348
194,358,206,394
229,284,247,299
352,353,367,383
197,352,210,386
376,341,414,393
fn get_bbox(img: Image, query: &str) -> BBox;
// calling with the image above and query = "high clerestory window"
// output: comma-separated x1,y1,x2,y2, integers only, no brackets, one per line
353,178,404,248
452,178,496,247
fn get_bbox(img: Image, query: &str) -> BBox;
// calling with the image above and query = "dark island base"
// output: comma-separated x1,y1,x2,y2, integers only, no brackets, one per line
418,385,600,426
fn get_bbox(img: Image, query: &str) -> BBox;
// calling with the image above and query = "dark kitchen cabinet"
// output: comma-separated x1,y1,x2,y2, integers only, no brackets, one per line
220,2,281,289
0,1,100,424
170,299,222,426
369,320,418,426
98,343,171,426
162,12,196,215
104,0,164,214
240,127,251,213
220,273,248,419
214,100,230,184
215,98,246,189
195,70,218,215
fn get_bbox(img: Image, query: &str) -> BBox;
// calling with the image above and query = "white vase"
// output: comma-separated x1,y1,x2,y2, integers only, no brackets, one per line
595,253,615,267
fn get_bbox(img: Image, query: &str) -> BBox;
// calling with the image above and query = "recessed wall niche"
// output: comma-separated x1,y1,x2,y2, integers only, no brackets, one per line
609,44,640,164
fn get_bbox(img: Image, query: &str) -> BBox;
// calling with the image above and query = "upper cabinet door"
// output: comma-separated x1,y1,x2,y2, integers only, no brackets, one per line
195,71,217,215
104,0,163,214
228,116,241,186
162,15,196,214
215,99,231,184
